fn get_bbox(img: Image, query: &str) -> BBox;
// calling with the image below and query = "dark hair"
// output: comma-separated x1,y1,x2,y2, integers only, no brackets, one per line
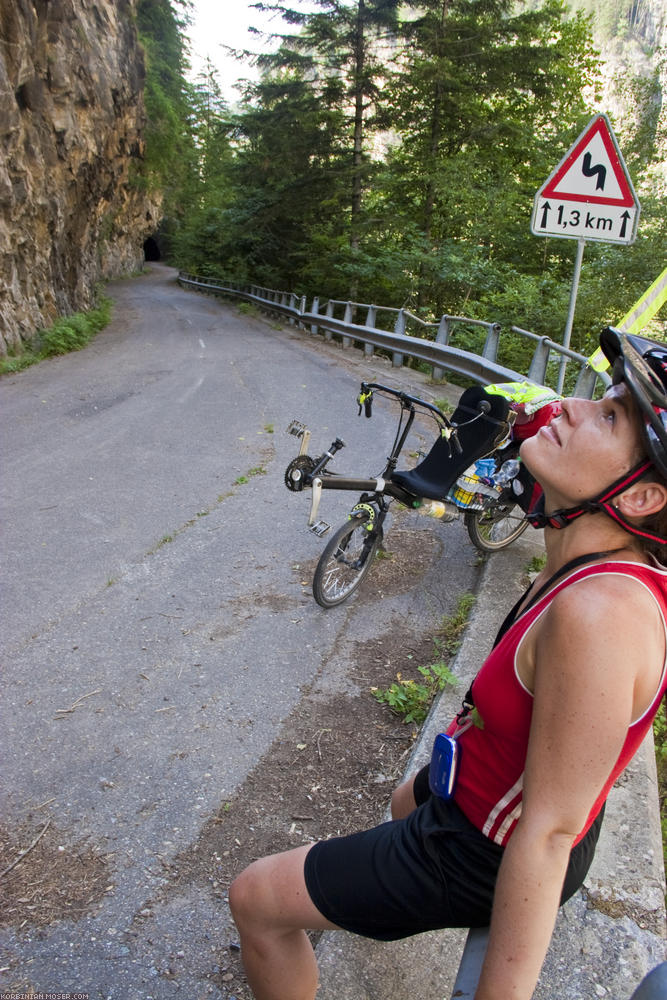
637,468,667,559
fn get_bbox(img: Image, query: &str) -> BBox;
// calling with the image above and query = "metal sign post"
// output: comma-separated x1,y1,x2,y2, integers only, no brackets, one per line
531,114,641,391
558,237,586,393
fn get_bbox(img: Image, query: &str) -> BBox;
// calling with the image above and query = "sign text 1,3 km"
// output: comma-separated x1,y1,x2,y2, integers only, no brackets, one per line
531,114,640,245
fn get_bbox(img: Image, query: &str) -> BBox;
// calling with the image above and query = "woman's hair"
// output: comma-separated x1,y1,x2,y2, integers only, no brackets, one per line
637,467,667,560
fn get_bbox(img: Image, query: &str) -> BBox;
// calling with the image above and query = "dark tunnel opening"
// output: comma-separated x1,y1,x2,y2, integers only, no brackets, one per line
143,236,161,261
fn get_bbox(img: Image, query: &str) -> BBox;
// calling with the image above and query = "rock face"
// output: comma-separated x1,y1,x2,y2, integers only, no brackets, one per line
0,0,160,354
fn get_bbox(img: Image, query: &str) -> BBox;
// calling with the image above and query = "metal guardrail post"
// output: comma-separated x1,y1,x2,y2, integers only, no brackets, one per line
364,306,377,357
392,309,406,367
573,364,599,399
342,302,354,349
527,336,552,386
482,322,501,362
432,316,451,381
324,301,334,342
310,297,320,336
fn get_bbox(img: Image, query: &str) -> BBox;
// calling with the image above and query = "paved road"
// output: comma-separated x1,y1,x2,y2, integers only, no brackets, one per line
1,265,481,996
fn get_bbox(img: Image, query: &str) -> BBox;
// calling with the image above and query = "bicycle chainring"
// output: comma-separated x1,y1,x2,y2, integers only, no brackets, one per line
284,455,316,492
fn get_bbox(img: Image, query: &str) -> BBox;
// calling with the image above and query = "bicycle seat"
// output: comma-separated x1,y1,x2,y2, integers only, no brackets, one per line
390,386,511,501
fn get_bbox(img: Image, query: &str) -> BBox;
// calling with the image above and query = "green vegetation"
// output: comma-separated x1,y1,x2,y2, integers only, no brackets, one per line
142,0,665,361
234,466,267,485
372,592,475,724
1,297,112,375
373,660,457,725
526,552,548,576
654,706,667,871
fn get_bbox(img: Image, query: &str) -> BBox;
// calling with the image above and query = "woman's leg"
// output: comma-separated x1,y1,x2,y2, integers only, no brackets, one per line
391,772,419,819
229,843,338,1000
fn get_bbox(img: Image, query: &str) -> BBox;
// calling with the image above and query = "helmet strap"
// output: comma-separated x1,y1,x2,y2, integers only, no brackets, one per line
527,459,667,544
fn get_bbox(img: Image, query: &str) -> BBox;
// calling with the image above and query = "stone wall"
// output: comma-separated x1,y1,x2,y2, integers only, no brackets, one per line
0,0,160,354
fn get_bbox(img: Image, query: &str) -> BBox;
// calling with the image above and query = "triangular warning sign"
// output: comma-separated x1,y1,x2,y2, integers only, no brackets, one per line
541,115,636,207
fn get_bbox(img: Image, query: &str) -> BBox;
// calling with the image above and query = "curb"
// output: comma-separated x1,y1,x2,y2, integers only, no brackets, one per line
314,532,666,999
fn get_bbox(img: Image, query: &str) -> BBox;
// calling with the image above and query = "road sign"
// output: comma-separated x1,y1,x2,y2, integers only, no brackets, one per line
531,114,641,245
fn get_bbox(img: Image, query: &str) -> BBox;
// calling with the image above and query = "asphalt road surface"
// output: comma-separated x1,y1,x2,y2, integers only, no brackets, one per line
1,264,481,997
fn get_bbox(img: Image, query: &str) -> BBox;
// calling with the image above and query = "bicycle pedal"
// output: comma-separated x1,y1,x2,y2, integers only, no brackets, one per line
287,420,308,438
309,520,330,537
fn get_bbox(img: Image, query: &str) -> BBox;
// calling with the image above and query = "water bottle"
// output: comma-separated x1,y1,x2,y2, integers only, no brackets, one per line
494,459,520,486
414,499,449,518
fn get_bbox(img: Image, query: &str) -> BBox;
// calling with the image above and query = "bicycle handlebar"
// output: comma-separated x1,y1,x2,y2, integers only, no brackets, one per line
359,381,451,424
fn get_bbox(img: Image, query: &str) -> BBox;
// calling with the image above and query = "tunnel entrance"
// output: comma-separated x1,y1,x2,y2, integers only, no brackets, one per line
143,236,161,261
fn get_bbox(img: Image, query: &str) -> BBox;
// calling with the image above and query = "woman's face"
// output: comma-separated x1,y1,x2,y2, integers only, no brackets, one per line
520,384,645,508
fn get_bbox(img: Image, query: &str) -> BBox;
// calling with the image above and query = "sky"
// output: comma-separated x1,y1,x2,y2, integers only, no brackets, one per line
185,1,292,99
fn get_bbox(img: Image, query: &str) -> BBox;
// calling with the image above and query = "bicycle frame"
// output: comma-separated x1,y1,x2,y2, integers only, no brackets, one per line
286,382,456,532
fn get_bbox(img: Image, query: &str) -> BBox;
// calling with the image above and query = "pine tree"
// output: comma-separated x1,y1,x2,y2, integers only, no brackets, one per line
249,1,401,294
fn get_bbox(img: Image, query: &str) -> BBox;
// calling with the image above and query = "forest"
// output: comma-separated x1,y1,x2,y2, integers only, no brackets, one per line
136,0,666,369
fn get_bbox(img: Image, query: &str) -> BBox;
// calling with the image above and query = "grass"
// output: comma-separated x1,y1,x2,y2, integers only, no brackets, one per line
0,297,112,374
434,397,454,416
654,704,667,873
234,466,266,485
371,592,475,725
236,301,258,317
140,463,269,563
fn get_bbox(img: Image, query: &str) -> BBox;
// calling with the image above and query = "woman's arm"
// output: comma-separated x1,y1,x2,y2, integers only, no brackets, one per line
474,575,660,999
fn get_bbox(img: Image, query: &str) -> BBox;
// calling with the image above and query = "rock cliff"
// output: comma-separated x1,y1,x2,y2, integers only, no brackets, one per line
0,0,160,354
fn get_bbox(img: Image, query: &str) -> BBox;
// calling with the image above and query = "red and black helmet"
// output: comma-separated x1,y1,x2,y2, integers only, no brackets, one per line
600,326,667,480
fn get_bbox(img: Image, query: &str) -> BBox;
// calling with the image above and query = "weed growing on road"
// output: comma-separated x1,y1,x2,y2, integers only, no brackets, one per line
234,466,266,485
144,464,270,561
236,302,258,317
1,297,112,374
434,397,454,416
526,552,547,577
372,592,475,724
372,661,457,725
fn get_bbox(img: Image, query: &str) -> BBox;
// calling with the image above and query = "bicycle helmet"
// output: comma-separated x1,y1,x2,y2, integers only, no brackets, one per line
600,326,667,480
527,327,667,545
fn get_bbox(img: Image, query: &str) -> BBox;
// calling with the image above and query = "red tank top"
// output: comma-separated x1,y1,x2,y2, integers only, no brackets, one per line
447,560,667,846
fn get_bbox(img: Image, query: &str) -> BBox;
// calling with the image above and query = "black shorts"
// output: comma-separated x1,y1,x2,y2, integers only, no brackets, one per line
303,765,603,942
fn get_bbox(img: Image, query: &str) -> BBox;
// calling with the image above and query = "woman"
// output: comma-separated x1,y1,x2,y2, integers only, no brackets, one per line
229,327,667,1000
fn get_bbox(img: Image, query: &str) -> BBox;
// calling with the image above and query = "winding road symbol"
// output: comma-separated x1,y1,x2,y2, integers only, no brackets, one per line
582,152,606,191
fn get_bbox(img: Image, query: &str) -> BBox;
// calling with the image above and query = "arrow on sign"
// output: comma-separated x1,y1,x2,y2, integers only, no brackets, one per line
540,202,551,228
619,211,631,240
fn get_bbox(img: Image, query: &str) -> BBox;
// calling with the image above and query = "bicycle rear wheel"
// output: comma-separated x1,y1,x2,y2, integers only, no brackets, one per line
312,513,383,608
465,501,528,552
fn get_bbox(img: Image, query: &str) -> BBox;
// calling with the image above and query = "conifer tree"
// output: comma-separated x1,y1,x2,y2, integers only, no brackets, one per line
250,1,401,293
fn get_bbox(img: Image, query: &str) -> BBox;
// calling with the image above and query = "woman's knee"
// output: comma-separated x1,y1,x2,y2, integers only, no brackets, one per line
229,860,265,929
229,845,319,933
391,776,417,820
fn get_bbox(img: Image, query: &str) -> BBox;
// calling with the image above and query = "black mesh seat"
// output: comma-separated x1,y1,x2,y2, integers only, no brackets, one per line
390,386,511,501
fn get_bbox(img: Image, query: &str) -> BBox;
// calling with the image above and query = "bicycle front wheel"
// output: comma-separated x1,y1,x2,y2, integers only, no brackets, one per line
312,514,383,608
465,501,528,552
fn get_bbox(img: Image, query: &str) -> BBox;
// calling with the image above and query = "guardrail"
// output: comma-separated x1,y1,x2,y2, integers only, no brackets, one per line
177,272,611,398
